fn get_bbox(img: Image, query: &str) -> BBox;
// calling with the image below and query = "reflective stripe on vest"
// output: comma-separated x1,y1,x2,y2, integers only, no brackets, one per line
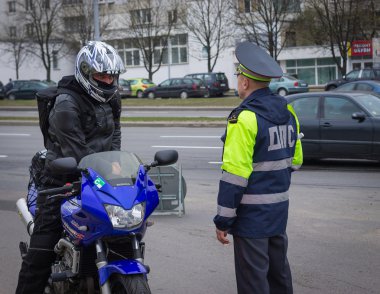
253,158,292,171
221,171,248,187
241,191,289,205
217,205,237,217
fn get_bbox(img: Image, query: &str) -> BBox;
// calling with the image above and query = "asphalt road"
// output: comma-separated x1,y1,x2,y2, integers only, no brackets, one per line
0,126,379,294
0,108,230,118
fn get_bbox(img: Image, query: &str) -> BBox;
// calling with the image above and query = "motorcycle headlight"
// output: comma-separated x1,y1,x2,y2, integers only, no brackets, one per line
104,203,145,229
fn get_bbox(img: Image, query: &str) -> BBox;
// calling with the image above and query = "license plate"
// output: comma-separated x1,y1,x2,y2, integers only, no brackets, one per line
221,83,226,86
300,84,307,87
200,86,205,89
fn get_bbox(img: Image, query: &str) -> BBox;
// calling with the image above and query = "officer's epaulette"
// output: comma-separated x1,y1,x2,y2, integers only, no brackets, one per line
227,109,243,124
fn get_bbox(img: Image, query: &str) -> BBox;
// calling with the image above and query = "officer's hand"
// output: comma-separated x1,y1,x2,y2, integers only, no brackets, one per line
111,162,122,175
216,228,230,245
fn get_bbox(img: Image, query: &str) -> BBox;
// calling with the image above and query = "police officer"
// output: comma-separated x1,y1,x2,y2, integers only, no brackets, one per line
213,41,303,294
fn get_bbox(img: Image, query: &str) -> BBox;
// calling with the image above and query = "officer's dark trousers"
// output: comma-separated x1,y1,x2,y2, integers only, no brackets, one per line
15,192,63,294
233,233,293,294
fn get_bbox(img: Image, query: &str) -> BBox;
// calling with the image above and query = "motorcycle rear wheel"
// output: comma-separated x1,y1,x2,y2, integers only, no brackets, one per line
110,274,151,294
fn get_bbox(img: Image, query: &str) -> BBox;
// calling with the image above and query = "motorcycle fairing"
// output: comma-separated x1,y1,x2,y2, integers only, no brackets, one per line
98,259,147,285
61,165,159,246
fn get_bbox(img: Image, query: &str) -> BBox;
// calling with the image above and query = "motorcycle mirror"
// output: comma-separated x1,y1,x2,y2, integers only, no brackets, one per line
49,157,78,175
152,150,178,167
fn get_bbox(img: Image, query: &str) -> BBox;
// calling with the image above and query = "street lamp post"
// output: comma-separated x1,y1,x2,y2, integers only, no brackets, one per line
168,37,171,79
94,0,100,41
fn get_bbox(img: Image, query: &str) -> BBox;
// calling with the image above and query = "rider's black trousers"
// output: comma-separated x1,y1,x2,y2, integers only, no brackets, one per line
16,190,63,294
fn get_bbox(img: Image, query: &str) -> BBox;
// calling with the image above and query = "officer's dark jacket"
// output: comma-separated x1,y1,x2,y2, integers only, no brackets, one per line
213,88,303,238
45,75,121,181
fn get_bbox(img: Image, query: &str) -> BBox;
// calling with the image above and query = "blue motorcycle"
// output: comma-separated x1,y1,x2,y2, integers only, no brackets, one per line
16,150,178,294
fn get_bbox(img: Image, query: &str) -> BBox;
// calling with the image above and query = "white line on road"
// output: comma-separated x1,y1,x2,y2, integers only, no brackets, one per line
160,136,220,138
209,162,222,164
152,145,222,149
0,155,8,158
0,133,31,136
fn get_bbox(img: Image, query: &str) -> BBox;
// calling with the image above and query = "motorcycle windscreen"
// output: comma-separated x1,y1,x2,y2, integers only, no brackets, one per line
78,151,142,187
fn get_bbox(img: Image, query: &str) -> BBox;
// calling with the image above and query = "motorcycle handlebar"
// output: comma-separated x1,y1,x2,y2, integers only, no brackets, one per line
38,184,74,197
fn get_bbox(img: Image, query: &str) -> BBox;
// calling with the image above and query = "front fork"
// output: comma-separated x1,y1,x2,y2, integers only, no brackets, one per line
95,240,111,294
95,234,146,293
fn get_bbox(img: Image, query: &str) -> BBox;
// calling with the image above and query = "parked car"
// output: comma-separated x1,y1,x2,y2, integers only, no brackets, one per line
143,78,206,99
325,68,380,91
118,79,132,98
334,80,380,94
184,72,229,97
0,81,4,99
286,91,380,161
4,80,50,100
127,78,156,98
42,80,57,86
269,74,309,96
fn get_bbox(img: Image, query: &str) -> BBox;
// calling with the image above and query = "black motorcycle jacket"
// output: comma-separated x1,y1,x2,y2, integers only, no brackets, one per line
44,75,121,182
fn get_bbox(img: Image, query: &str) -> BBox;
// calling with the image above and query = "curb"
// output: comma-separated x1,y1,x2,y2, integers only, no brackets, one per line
0,106,233,111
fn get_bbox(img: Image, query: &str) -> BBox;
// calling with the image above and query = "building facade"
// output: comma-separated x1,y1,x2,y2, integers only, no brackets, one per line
0,0,378,89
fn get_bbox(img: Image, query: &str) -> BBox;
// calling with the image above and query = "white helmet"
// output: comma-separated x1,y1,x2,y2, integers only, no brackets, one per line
75,41,126,103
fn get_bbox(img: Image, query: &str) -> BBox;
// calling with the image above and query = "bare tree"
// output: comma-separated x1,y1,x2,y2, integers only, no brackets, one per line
232,0,301,60
61,1,113,51
0,23,29,79
122,0,177,80
16,0,63,81
179,0,233,72
302,0,379,75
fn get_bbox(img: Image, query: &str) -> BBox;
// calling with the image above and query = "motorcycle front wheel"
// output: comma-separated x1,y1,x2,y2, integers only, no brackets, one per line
109,274,151,294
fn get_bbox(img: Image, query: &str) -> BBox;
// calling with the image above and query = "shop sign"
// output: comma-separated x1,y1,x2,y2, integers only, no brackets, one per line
351,40,372,57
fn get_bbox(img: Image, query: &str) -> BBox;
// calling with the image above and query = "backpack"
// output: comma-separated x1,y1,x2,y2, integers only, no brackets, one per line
36,86,121,149
26,149,47,215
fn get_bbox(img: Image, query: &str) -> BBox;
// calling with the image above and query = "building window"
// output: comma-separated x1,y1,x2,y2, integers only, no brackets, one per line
287,0,301,13
170,34,188,64
201,46,208,59
8,1,16,13
238,0,254,13
25,0,33,11
244,0,251,12
153,34,188,65
112,34,187,68
63,17,83,33
168,9,177,24
42,0,50,9
9,26,17,38
25,23,34,37
113,40,141,67
285,57,339,85
131,9,152,25
62,0,83,4
154,38,168,65
284,31,296,47
52,50,58,70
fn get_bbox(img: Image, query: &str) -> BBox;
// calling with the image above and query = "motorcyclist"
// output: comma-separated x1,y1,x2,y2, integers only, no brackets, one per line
15,40,125,294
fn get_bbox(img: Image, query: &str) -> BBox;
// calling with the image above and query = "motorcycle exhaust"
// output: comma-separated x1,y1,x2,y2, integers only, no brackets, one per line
16,198,34,236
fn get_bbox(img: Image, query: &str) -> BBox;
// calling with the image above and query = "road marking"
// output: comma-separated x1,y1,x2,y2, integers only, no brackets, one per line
0,155,8,158
209,161,222,164
160,136,220,138
0,133,31,136
152,145,222,149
